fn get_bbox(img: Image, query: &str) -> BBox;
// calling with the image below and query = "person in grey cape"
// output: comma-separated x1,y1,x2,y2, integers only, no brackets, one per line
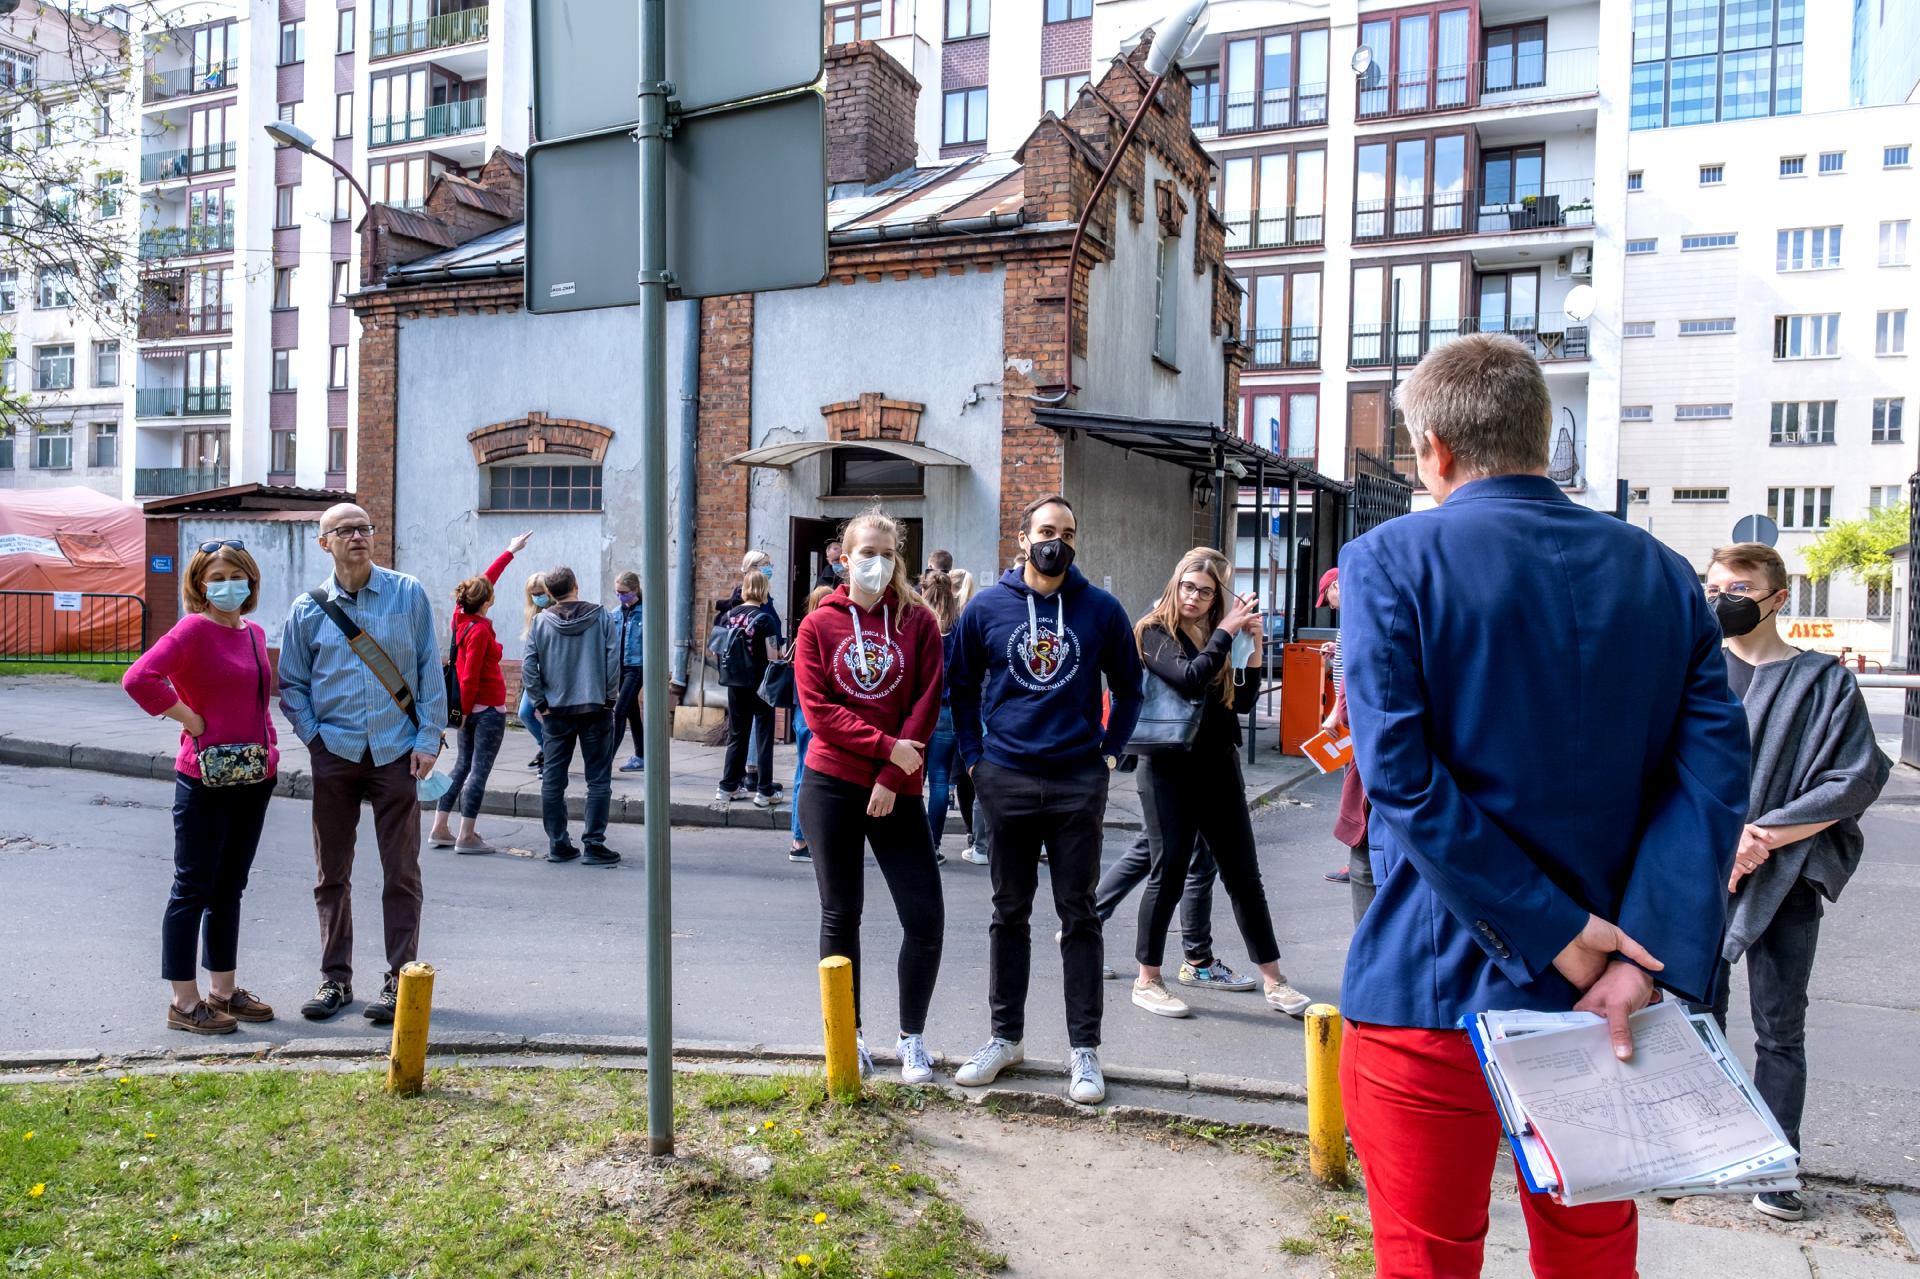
1702,542,1891,1225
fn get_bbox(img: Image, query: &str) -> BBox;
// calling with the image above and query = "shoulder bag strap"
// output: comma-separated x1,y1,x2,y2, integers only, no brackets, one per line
308,583,420,728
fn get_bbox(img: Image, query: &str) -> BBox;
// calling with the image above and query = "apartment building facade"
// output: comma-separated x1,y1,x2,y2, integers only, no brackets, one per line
1,2,132,497
127,0,525,502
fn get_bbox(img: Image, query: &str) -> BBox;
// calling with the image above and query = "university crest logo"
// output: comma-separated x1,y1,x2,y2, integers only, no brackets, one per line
1005,621,1080,693
832,632,904,700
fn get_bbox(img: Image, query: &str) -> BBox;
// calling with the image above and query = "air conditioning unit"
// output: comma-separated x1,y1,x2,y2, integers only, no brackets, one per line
1569,248,1593,278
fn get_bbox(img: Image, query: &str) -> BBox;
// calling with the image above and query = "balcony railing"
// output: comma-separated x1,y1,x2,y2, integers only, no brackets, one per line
1220,83,1329,135
1222,206,1325,252
139,143,235,183
135,386,232,418
1349,315,1589,368
138,222,235,259
135,466,230,497
1356,47,1599,120
1770,433,1835,447
136,302,186,339
142,63,236,105
370,5,490,59
1244,326,1322,370
1353,178,1594,242
369,95,487,146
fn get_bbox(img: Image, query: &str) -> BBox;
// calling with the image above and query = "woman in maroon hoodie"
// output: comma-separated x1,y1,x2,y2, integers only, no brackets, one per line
428,531,529,854
794,507,947,1084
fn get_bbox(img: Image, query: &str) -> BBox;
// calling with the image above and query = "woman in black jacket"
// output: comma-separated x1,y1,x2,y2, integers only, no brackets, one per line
1130,547,1313,1020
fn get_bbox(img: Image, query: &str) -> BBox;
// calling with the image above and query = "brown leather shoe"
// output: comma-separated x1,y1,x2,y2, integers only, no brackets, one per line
168,1000,238,1035
208,989,274,1022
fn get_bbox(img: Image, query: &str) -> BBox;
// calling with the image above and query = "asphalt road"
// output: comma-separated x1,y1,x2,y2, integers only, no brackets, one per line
2,757,1916,1186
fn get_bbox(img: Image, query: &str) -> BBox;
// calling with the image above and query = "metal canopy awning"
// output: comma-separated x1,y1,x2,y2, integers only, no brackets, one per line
724,438,970,470
1032,406,1337,488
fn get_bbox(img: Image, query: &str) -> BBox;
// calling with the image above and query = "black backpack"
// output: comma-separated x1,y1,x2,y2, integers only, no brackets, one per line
707,606,760,688
442,618,465,727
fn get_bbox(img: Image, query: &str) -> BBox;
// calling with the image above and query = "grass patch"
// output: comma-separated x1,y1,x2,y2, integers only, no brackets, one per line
0,662,132,684
0,1068,1004,1278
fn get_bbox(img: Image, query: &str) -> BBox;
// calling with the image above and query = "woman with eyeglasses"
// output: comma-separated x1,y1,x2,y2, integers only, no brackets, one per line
1127,548,1313,1021
122,539,280,1035
428,531,531,854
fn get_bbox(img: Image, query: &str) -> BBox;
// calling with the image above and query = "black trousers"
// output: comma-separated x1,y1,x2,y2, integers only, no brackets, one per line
611,666,645,759
1095,829,1217,965
540,708,616,854
1135,750,1280,970
975,757,1108,1048
163,773,275,981
1709,877,1824,1151
799,770,945,1035
720,686,775,796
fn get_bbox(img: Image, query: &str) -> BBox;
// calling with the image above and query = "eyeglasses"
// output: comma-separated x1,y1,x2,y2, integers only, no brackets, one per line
1177,582,1218,601
323,524,376,541
1703,582,1775,599
197,539,246,554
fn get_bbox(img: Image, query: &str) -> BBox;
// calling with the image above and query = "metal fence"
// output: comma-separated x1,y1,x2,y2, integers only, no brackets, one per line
0,591,147,664
1349,448,1414,540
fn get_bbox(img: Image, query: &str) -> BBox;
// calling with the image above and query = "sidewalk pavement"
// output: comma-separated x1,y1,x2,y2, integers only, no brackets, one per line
0,675,1317,831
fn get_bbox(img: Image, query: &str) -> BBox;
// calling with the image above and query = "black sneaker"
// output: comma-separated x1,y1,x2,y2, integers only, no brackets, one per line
547,843,581,863
528,752,544,771
582,847,621,868
1754,1190,1806,1221
300,980,353,1021
363,973,399,1025
789,844,811,863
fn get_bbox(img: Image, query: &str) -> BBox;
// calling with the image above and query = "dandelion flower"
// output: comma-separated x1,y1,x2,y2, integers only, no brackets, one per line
1334,1214,1350,1224
145,1132,157,1140
813,1211,828,1224
117,1076,130,1084
795,1256,813,1268
28,1184,45,1199
22,1132,33,1141
889,1163,902,1173
763,1120,776,1130
171,1234,180,1243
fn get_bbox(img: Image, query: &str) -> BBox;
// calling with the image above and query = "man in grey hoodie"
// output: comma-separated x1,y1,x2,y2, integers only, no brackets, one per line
521,564,622,866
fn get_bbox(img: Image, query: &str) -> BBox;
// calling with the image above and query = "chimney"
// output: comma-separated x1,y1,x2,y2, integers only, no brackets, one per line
823,41,920,189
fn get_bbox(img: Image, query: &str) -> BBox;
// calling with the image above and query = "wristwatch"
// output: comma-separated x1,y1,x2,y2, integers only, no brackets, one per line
1104,753,1119,771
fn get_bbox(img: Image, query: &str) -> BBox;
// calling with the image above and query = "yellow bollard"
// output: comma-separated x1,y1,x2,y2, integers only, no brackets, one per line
818,956,861,1100
385,962,437,1096
1304,1002,1349,1187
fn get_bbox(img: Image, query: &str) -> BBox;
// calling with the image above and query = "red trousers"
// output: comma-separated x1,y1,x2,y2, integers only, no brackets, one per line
1341,1021,1638,1279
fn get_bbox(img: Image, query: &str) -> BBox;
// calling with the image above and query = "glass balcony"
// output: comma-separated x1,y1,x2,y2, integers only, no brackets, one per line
1221,206,1325,252
138,222,235,259
135,466,231,496
142,62,237,105
1357,47,1599,121
1353,178,1594,243
1349,315,1589,368
1243,326,1322,370
1220,83,1329,135
370,6,489,59
135,386,232,418
369,96,486,147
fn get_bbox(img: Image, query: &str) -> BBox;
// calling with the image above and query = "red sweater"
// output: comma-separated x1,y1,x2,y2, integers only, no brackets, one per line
452,551,513,714
794,585,944,796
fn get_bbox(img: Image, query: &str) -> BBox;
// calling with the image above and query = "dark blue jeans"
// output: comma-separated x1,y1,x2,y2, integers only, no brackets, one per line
517,690,545,750
540,708,616,854
924,706,957,848
1709,876,1823,1151
791,699,811,843
163,773,275,980
438,706,505,820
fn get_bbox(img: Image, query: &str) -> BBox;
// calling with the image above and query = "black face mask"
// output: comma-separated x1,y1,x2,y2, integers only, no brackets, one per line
1026,537,1075,578
1710,592,1766,638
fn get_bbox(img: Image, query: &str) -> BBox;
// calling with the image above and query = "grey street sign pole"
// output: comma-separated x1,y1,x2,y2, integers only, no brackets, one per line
637,0,674,1158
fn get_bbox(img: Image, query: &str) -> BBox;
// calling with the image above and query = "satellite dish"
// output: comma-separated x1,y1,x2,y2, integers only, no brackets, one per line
1732,514,1780,547
1351,46,1375,76
1563,283,1595,323
1146,0,1209,76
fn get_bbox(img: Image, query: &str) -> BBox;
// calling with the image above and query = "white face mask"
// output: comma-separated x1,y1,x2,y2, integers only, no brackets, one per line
848,554,893,595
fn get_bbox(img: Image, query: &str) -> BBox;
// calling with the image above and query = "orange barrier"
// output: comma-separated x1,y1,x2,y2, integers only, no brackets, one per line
1280,642,1336,756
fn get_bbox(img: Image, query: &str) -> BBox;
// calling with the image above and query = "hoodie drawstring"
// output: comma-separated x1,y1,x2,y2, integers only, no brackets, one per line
850,601,890,680
1023,591,1063,665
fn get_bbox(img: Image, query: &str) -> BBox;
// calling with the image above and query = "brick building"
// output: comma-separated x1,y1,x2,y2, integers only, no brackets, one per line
351,40,1279,686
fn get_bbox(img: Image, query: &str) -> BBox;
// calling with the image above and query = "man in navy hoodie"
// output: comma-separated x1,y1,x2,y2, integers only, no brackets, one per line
948,494,1144,1105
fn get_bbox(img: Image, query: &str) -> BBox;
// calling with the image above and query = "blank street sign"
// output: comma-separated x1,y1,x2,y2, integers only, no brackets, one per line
1732,513,1780,547
525,129,639,314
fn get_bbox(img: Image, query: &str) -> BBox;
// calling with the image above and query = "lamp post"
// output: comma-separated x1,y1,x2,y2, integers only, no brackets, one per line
264,121,372,212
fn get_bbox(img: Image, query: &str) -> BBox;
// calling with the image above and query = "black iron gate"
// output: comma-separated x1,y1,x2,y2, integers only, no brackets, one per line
1904,471,1919,767
0,590,148,664
1348,448,1415,541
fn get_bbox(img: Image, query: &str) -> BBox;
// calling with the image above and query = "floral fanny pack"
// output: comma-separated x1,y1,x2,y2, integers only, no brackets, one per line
193,625,271,788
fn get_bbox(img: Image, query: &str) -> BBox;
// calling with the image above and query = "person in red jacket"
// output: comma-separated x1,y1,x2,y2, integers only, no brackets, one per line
793,507,947,1085
429,531,530,854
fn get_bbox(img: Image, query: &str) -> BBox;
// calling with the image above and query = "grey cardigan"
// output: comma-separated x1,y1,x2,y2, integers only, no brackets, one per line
1723,650,1891,962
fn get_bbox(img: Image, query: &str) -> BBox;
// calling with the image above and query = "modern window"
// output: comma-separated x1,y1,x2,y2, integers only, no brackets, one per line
1770,400,1835,444
184,349,228,414
1872,397,1904,442
1879,309,1908,355
942,88,987,146
187,102,235,174
1189,65,1220,130
96,172,123,219
1243,387,1319,461
1776,226,1841,270
273,349,297,391
335,177,354,221
1818,150,1843,173
278,102,297,127
33,424,71,470
1681,232,1735,250
1870,484,1905,509
189,266,232,332
1349,257,1467,366
33,343,75,391
945,0,987,40
1632,0,1804,129
1769,485,1833,529
1483,21,1546,93
1219,144,1325,249
1627,170,1644,191
1679,317,1735,334
827,0,882,42
368,67,431,146
35,269,73,309
337,7,355,53
1152,237,1180,364
487,464,605,511
1886,144,1911,168
1674,487,1730,502
279,20,305,65
271,429,298,474
0,269,15,313
332,261,350,304
273,266,297,308
276,184,296,227
331,345,349,389
1621,405,1653,421
1630,487,1651,502
1779,155,1804,175
1626,238,1658,255
1773,313,1839,358
1675,403,1733,419
1355,6,1470,120
336,92,354,138
829,449,923,498
1224,23,1331,131
1783,574,1828,617
89,423,117,468
329,427,349,474
1242,267,1321,367
1044,0,1091,20
1867,581,1891,619
1883,220,1911,266
92,340,118,388
1699,163,1723,184
1354,131,1468,239
0,47,35,89
1624,320,1656,337
187,186,233,253
1042,74,1088,118
368,156,432,208
0,360,15,395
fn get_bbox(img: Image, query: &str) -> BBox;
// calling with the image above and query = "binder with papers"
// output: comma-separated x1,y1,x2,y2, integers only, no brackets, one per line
1462,1000,1800,1206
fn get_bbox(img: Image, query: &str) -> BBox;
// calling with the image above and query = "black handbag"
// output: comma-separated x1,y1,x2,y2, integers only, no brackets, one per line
757,658,795,708
1126,668,1204,755
442,618,465,728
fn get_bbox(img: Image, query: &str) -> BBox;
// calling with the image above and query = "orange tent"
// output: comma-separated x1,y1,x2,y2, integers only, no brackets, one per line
0,487,146,657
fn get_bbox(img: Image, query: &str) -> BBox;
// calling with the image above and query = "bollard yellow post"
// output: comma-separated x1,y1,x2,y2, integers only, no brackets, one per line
385,962,437,1096
1304,1002,1348,1187
818,956,860,1100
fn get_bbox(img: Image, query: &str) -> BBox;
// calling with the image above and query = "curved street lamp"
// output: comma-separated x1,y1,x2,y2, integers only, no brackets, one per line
264,121,373,213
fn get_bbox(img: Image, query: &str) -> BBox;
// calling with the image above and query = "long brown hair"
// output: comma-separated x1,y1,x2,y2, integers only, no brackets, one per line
840,505,930,615
454,575,493,614
920,569,961,632
1135,547,1236,706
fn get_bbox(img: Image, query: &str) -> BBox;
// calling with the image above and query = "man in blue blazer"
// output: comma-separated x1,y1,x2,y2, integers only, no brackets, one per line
1337,335,1750,1277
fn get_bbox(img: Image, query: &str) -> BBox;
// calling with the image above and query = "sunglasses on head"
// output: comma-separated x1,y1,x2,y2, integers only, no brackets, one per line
198,539,246,554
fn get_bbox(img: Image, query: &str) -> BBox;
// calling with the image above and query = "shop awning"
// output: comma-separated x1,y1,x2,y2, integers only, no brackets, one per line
723,439,970,470
1032,406,1337,486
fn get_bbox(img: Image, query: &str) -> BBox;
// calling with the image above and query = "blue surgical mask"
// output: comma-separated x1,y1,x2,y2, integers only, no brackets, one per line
205,579,251,613
1230,630,1255,668
533,593,552,608
617,591,637,606
761,565,775,579
416,770,452,802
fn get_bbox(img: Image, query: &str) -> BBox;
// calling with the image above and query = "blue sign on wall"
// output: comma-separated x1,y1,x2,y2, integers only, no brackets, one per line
151,555,174,573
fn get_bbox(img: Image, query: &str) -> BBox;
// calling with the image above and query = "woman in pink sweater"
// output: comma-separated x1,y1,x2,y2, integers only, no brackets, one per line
122,541,280,1036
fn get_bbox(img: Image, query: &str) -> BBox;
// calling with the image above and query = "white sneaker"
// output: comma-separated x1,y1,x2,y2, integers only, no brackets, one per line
1131,978,1191,1018
953,1036,1023,1087
714,786,734,803
855,1033,874,1080
752,792,774,809
1068,1047,1106,1105
898,1033,935,1085
1265,978,1313,1017
961,846,989,865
